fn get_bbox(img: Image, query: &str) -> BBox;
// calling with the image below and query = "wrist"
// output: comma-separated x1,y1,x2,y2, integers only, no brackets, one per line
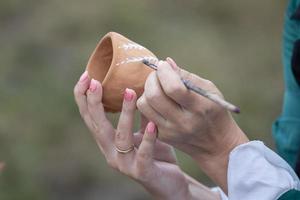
185,173,221,200
142,172,190,200
150,185,190,200
192,120,249,194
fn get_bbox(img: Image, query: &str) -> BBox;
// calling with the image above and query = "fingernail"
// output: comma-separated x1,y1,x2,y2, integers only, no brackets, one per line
124,88,134,101
79,71,89,82
166,57,177,70
89,79,98,92
146,122,156,134
166,57,173,62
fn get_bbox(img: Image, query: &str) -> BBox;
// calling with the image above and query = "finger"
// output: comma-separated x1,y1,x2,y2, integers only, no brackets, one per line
136,122,157,168
74,71,94,130
166,57,180,72
157,61,218,110
133,132,143,147
115,88,137,151
133,132,177,164
178,68,224,110
74,71,90,117
144,71,182,121
137,94,166,127
139,113,149,134
167,57,220,94
86,79,115,155
156,61,189,107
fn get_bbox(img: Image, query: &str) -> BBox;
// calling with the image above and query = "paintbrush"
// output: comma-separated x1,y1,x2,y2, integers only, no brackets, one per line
142,59,240,114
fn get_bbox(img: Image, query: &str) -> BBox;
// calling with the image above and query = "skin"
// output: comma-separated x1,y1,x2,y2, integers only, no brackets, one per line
137,57,249,193
74,72,220,200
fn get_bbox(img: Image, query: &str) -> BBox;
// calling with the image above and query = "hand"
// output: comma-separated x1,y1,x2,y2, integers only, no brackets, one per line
73,72,219,200
137,58,249,193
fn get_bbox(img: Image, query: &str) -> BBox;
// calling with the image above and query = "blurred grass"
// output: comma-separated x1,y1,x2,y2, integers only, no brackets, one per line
0,0,287,199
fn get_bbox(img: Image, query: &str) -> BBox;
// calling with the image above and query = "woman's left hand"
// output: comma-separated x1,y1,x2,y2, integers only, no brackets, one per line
74,72,204,200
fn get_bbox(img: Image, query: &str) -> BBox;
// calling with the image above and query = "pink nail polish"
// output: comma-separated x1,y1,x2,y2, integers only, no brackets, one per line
89,79,98,92
124,88,134,101
79,71,88,82
147,122,156,134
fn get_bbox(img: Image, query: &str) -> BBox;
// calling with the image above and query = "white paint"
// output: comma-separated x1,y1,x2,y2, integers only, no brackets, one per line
116,56,158,66
118,42,146,50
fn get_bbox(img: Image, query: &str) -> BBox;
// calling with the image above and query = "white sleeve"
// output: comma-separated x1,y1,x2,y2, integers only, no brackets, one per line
227,141,300,200
211,187,228,200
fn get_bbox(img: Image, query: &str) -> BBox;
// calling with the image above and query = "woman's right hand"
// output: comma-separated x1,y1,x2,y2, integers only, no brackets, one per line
73,71,220,200
137,58,249,193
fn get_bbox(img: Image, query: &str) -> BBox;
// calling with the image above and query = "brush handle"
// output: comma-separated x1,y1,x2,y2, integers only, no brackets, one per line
142,59,240,114
181,79,240,114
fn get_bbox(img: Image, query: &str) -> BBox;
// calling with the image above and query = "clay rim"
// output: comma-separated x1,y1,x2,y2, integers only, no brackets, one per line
86,31,117,86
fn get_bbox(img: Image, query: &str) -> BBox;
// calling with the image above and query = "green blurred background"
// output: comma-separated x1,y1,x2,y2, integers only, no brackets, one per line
0,0,288,199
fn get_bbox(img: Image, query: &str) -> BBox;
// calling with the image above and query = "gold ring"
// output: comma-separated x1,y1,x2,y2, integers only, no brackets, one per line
115,145,135,154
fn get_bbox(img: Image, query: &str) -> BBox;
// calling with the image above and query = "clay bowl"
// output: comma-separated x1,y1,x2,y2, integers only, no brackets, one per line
86,32,157,112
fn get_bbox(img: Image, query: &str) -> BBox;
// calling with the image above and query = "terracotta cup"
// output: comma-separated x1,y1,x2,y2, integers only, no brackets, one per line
86,32,157,112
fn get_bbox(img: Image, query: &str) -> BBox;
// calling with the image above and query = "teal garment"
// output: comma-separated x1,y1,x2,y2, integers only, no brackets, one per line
273,0,300,199
272,0,300,169
278,190,300,200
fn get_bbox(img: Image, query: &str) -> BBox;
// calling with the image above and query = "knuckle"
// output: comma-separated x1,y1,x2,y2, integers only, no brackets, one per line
182,123,194,134
178,116,194,134
164,120,173,130
144,90,159,103
144,73,159,101
136,96,146,110
78,106,89,117
87,94,101,107
115,130,127,142
165,84,182,97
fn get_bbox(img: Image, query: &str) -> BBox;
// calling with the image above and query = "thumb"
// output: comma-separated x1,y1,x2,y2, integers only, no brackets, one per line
166,57,190,79
166,57,180,72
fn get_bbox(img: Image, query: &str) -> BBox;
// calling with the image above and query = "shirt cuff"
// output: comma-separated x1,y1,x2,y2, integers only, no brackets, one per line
211,187,228,200
227,141,300,200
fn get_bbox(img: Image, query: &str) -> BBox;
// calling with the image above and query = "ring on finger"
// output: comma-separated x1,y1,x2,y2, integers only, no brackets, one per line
115,145,135,154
